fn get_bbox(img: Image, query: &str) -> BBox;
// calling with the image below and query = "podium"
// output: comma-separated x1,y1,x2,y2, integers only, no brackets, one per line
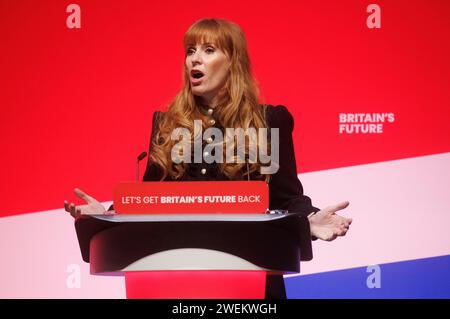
74,212,312,298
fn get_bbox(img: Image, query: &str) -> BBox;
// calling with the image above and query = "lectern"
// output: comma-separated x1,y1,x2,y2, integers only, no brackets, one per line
74,212,312,298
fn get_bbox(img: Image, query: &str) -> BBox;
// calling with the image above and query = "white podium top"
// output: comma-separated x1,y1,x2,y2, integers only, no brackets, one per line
93,212,289,222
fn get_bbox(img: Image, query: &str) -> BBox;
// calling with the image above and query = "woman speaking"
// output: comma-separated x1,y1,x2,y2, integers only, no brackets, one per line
64,18,352,299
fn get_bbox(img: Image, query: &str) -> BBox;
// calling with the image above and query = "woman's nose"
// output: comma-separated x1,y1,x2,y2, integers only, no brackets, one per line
191,51,202,65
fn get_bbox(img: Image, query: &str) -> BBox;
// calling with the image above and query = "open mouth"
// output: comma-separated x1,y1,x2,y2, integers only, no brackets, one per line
191,70,205,79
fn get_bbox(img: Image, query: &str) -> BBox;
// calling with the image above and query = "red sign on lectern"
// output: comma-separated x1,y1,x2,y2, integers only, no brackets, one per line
113,181,268,214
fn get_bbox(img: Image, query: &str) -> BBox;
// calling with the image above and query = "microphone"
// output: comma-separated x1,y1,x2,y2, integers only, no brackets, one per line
136,151,148,181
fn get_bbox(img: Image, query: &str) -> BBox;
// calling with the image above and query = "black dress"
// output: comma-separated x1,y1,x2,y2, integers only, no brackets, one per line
142,104,320,299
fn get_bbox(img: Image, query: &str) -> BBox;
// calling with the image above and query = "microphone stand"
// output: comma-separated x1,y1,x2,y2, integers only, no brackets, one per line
136,151,148,181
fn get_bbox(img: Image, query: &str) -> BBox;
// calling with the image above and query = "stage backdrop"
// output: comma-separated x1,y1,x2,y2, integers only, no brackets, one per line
1,0,449,298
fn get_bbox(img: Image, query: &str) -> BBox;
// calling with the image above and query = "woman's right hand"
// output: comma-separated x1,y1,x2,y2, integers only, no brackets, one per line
64,188,106,218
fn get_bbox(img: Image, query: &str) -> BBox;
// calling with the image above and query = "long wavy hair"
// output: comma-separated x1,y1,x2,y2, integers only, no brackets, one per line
150,18,270,181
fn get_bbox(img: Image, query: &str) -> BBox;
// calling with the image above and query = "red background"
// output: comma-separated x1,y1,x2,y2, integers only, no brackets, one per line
1,0,449,217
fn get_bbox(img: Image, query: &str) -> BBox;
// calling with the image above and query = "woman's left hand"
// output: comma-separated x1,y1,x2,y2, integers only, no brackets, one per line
308,201,352,241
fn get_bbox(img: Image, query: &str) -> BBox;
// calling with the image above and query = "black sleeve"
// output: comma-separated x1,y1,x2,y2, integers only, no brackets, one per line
143,111,164,182
267,105,320,218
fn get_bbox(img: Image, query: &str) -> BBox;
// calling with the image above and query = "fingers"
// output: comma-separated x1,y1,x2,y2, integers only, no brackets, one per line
71,203,77,217
342,218,352,228
337,219,351,236
313,225,349,241
327,202,353,227
64,200,70,213
313,215,352,242
336,226,348,236
321,228,338,241
330,214,352,229
64,200,79,218
74,188,95,203
325,232,338,241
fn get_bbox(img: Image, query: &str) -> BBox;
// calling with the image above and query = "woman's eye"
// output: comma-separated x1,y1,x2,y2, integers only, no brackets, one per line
186,48,195,55
206,47,215,53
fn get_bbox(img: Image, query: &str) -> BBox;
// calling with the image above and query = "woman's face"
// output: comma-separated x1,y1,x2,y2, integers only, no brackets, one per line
185,43,231,105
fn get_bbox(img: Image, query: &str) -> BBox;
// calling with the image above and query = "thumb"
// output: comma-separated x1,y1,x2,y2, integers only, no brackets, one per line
74,188,96,203
325,201,350,213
